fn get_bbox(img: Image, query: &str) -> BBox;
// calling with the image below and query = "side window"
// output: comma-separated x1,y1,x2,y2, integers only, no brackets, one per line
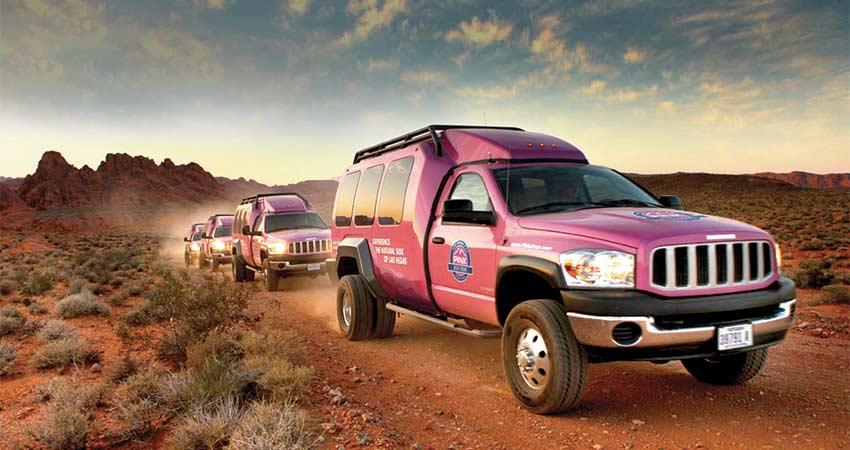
252,215,262,233
449,173,493,212
334,172,361,227
377,157,414,225
354,165,385,226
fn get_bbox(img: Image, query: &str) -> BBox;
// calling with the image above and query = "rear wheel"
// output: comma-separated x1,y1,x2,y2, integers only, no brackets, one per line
232,255,246,282
211,258,220,271
502,300,588,414
681,348,768,385
370,297,396,339
184,252,191,268
337,275,374,341
244,266,255,282
263,259,279,292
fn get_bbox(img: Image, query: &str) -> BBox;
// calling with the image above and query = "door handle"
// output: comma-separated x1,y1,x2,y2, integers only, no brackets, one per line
432,236,445,244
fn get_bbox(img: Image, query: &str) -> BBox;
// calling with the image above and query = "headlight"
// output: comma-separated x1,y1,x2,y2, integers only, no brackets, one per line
268,241,287,255
211,240,225,251
560,250,635,288
775,243,782,272
190,243,200,252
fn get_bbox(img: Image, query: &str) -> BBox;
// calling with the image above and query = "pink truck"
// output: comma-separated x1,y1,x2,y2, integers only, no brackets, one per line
199,214,234,271
183,222,205,267
329,125,796,414
231,193,332,291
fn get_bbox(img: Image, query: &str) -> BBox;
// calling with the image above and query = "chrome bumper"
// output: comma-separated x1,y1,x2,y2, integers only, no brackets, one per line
567,300,795,348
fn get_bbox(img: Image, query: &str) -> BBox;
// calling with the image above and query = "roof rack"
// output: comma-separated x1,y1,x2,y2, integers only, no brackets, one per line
353,124,525,163
239,192,310,206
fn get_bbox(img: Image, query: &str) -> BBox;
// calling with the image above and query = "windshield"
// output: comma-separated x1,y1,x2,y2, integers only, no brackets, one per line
213,226,232,237
191,232,203,241
492,165,661,216
265,213,328,233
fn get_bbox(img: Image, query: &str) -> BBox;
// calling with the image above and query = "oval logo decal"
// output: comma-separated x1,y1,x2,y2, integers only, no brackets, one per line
448,240,473,282
634,210,705,221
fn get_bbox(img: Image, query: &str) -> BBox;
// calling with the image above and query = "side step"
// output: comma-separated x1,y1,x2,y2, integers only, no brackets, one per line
385,303,501,338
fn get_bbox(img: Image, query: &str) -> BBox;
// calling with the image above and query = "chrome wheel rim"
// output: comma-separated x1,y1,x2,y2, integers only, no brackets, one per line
342,291,353,327
516,327,550,390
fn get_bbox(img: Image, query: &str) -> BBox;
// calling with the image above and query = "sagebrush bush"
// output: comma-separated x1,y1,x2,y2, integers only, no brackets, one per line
0,306,22,319
793,259,835,288
38,320,79,343
0,316,24,336
0,341,17,376
106,353,140,384
28,300,49,315
33,336,99,369
182,357,255,407
0,279,15,296
186,333,244,370
109,289,129,306
22,270,54,295
815,284,850,305
111,369,169,441
56,291,110,318
29,377,103,450
165,398,243,450
244,357,312,404
226,401,314,450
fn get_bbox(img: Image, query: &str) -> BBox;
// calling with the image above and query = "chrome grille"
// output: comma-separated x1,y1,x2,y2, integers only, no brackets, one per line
650,241,773,290
287,239,331,255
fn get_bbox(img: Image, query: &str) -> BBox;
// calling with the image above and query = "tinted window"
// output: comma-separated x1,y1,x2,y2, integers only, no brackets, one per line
265,213,328,233
335,172,361,227
354,165,384,226
213,226,232,237
191,232,203,241
377,157,414,225
449,173,493,212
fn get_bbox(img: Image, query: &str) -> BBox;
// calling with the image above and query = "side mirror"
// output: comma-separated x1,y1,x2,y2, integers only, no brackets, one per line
659,195,683,210
242,225,251,235
183,237,190,242
442,199,496,226
201,233,208,239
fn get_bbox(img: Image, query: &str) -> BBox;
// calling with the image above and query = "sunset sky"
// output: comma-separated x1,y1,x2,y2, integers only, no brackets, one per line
1,0,847,185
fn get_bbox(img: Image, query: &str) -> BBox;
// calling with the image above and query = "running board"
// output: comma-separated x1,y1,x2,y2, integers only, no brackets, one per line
385,304,501,338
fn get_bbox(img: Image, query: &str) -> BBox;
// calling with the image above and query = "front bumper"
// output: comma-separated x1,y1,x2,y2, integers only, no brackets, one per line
266,256,327,275
561,277,796,361
212,254,232,264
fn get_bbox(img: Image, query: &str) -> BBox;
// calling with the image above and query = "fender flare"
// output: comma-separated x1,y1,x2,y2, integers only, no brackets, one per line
496,255,567,291
336,237,388,299
231,239,247,265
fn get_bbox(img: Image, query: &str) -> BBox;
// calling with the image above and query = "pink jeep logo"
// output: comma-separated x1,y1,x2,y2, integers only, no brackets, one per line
448,240,473,282
634,210,705,221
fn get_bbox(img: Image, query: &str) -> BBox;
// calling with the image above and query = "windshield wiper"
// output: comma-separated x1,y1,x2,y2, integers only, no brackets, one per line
516,201,594,215
593,199,661,208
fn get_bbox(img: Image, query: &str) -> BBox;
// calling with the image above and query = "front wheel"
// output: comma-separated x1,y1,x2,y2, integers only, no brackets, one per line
232,255,246,282
502,300,588,414
337,275,374,341
681,348,768,385
263,259,279,292
211,258,220,271
198,254,208,270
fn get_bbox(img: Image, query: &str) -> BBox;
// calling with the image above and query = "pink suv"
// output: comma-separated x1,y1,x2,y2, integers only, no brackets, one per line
231,193,331,291
183,222,205,267
199,214,233,271
330,125,796,414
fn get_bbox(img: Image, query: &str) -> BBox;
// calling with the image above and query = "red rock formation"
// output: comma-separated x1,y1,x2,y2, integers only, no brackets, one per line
753,171,850,189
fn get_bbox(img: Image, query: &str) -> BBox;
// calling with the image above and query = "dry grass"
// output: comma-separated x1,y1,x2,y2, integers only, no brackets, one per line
56,291,110,318
33,335,99,370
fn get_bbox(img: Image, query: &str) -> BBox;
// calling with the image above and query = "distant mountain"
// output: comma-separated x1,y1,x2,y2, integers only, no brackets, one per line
17,151,223,209
752,171,850,190
0,176,23,190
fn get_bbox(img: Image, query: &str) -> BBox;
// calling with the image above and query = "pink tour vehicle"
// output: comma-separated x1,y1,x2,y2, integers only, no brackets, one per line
199,214,234,271
329,125,796,414
231,193,332,291
183,222,205,267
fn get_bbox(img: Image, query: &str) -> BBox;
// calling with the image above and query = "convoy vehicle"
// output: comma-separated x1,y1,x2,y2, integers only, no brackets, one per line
232,193,332,291
183,223,205,267
328,125,796,414
199,214,234,271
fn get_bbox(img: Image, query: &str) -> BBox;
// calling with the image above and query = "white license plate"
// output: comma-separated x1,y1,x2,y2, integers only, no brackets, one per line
717,324,753,351
307,263,321,271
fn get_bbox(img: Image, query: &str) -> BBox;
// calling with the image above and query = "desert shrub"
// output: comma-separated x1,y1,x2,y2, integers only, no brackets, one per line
181,357,256,407
22,270,54,295
0,279,15,296
793,259,835,288
1,306,23,319
226,401,314,450
22,319,45,335
67,278,93,295
121,301,153,327
111,369,170,441
144,271,253,362
126,279,147,296
0,341,16,376
28,377,103,450
187,332,243,370
0,316,24,337
56,291,110,318
165,398,243,450
28,301,49,315
38,320,79,343
109,289,129,306
243,357,312,404
815,284,850,305
33,335,99,370
106,353,140,384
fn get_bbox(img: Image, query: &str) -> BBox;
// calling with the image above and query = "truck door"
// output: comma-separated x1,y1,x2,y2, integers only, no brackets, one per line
250,214,264,267
427,169,502,325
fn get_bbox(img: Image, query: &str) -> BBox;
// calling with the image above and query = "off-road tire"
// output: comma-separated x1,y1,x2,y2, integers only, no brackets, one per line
184,252,191,268
263,259,279,292
370,297,396,339
681,348,768,385
337,275,374,341
502,300,588,414
211,258,220,271
199,255,208,270
244,266,255,282
232,255,246,282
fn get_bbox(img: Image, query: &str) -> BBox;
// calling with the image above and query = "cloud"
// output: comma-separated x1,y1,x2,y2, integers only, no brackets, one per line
21,0,106,34
133,26,222,78
336,0,407,46
580,79,607,95
452,84,518,101
284,0,310,16
401,70,447,85
530,15,571,71
196,0,237,10
444,14,512,47
623,46,647,63
367,58,399,72
607,84,658,102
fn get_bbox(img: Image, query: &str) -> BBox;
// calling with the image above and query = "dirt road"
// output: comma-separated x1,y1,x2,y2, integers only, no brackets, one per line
251,280,850,450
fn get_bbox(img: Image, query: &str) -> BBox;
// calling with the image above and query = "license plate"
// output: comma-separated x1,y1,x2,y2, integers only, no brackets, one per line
307,263,321,271
717,324,753,351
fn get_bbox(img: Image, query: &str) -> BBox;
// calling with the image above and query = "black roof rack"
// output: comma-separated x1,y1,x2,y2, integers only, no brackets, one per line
239,192,310,206
208,214,234,219
353,124,524,163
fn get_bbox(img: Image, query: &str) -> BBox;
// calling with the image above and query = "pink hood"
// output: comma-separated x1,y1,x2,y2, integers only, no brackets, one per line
266,228,331,242
517,208,770,249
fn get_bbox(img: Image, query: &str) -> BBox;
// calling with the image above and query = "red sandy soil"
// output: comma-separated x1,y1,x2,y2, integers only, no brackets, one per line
251,280,850,450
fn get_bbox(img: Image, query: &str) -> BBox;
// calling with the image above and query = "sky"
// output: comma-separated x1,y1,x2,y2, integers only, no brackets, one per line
1,0,848,185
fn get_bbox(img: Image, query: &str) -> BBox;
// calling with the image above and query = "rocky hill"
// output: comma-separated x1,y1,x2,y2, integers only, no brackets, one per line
753,171,850,189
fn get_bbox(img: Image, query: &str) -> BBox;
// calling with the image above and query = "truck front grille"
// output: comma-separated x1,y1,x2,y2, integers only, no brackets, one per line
650,241,773,290
288,239,331,255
